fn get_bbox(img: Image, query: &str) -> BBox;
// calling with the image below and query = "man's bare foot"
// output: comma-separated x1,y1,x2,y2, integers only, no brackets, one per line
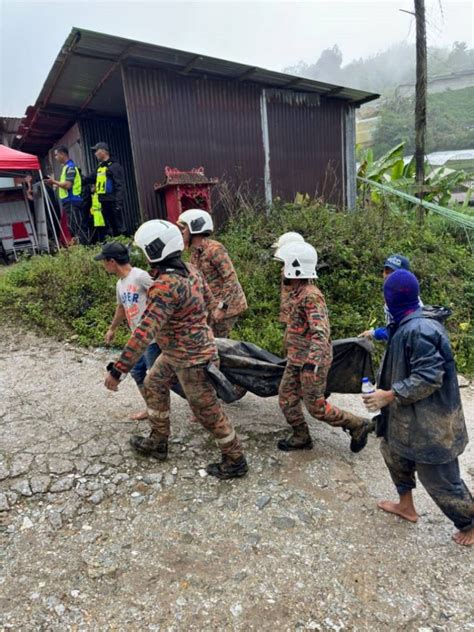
129,410,148,421
377,500,419,523
452,527,474,546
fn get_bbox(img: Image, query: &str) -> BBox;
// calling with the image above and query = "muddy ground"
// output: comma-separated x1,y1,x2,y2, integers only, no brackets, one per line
0,327,473,631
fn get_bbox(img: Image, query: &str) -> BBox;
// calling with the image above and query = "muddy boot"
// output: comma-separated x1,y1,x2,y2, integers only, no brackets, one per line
277,423,313,452
347,420,371,453
129,432,168,461
206,455,249,480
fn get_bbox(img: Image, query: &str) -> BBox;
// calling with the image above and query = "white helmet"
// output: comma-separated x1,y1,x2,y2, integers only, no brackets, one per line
274,242,318,279
134,220,184,263
177,209,214,234
271,231,305,250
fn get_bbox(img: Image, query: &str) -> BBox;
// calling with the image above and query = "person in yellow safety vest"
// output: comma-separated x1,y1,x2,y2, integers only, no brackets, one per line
83,142,126,236
45,145,88,244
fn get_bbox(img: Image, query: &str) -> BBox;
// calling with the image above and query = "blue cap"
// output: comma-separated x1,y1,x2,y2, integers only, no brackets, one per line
384,254,410,272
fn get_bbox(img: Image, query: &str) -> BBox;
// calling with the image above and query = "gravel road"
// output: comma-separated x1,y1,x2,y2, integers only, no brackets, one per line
0,327,473,631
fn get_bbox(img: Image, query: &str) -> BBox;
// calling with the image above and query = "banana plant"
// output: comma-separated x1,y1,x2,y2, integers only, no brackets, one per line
357,142,472,209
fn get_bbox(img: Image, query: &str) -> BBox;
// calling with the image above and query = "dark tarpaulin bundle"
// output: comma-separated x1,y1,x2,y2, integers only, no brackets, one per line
173,337,375,403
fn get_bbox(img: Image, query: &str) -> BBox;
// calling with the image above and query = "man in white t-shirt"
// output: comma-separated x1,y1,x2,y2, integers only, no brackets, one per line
95,242,160,419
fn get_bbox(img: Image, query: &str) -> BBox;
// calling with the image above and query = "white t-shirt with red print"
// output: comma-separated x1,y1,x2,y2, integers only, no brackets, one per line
116,267,153,331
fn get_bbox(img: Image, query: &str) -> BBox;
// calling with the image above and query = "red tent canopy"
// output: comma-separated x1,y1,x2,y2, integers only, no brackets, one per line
0,144,40,171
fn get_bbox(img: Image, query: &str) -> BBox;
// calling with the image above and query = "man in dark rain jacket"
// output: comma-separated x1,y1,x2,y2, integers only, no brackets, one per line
83,142,125,236
363,269,473,546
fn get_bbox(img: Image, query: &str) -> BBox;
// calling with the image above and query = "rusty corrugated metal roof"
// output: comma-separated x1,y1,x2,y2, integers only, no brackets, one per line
15,27,379,154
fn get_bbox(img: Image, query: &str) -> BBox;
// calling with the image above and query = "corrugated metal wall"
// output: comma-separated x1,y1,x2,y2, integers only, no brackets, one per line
265,90,345,205
122,66,266,222
79,117,141,233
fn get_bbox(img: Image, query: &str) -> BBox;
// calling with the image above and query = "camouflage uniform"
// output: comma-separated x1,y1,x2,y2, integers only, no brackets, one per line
190,238,247,337
279,283,367,434
114,263,243,462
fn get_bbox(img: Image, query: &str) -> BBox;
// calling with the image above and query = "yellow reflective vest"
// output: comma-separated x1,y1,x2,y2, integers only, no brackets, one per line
90,192,105,227
59,160,82,202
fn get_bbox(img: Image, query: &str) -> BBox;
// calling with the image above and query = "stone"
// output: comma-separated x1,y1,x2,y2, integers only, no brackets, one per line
48,458,74,475
143,473,163,485
256,495,271,510
82,440,107,458
50,477,74,493
75,484,92,499
273,516,296,530
83,550,120,579
30,475,51,494
198,469,208,478
164,473,175,487
48,510,62,530
230,603,243,617
0,458,9,480
11,479,32,497
180,532,194,544
21,516,34,530
0,493,9,511
85,463,105,476
112,472,130,484
10,454,33,477
89,490,105,505
247,534,261,546
100,454,123,467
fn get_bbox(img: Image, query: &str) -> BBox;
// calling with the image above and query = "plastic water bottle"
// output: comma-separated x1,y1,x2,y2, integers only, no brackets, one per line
361,377,376,394
361,377,378,414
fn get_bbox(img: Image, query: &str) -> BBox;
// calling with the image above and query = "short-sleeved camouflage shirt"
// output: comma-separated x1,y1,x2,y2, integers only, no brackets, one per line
114,263,217,372
190,238,247,317
285,283,332,367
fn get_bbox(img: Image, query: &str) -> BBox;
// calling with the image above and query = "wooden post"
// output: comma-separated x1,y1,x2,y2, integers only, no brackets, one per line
415,0,427,222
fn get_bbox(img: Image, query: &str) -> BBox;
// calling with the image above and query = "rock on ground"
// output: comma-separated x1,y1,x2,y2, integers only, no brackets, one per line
0,326,473,630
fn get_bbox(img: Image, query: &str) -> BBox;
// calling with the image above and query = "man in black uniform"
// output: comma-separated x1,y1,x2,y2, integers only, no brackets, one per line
83,142,125,236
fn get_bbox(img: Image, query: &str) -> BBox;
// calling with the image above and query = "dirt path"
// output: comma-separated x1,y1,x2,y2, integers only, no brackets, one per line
0,327,473,631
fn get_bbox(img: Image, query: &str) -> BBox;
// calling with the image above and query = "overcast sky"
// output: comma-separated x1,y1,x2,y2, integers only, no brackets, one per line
1,0,472,116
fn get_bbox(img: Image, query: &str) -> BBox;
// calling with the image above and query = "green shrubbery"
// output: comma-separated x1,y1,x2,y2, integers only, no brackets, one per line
0,202,473,373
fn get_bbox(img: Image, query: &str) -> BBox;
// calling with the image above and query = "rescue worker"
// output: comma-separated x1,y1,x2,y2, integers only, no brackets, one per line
363,270,473,546
177,209,247,338
45,145,86,244
104,220,248,480
95,242,160,421
271,231,306,330
274,240,371,453
83,142,125,236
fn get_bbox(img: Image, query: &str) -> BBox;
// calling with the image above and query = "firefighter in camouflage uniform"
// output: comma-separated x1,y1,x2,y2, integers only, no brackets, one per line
178,209,247,338
274,239,371,453
104,220,248,480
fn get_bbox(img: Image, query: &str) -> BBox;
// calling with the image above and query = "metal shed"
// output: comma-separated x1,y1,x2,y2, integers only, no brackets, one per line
14,28,378,231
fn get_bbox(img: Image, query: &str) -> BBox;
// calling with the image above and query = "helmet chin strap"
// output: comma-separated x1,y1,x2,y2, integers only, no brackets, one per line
152,254,189,278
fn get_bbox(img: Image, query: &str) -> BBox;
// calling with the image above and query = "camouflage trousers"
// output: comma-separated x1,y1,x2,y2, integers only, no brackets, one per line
212,315,240,338
279,362,366,431
381,439,474,531
143,355,243,461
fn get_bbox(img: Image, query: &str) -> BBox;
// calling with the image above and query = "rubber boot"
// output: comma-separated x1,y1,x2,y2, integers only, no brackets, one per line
347,419,371,453
277,423,313,452
129,432,168,461
206,455,249,480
